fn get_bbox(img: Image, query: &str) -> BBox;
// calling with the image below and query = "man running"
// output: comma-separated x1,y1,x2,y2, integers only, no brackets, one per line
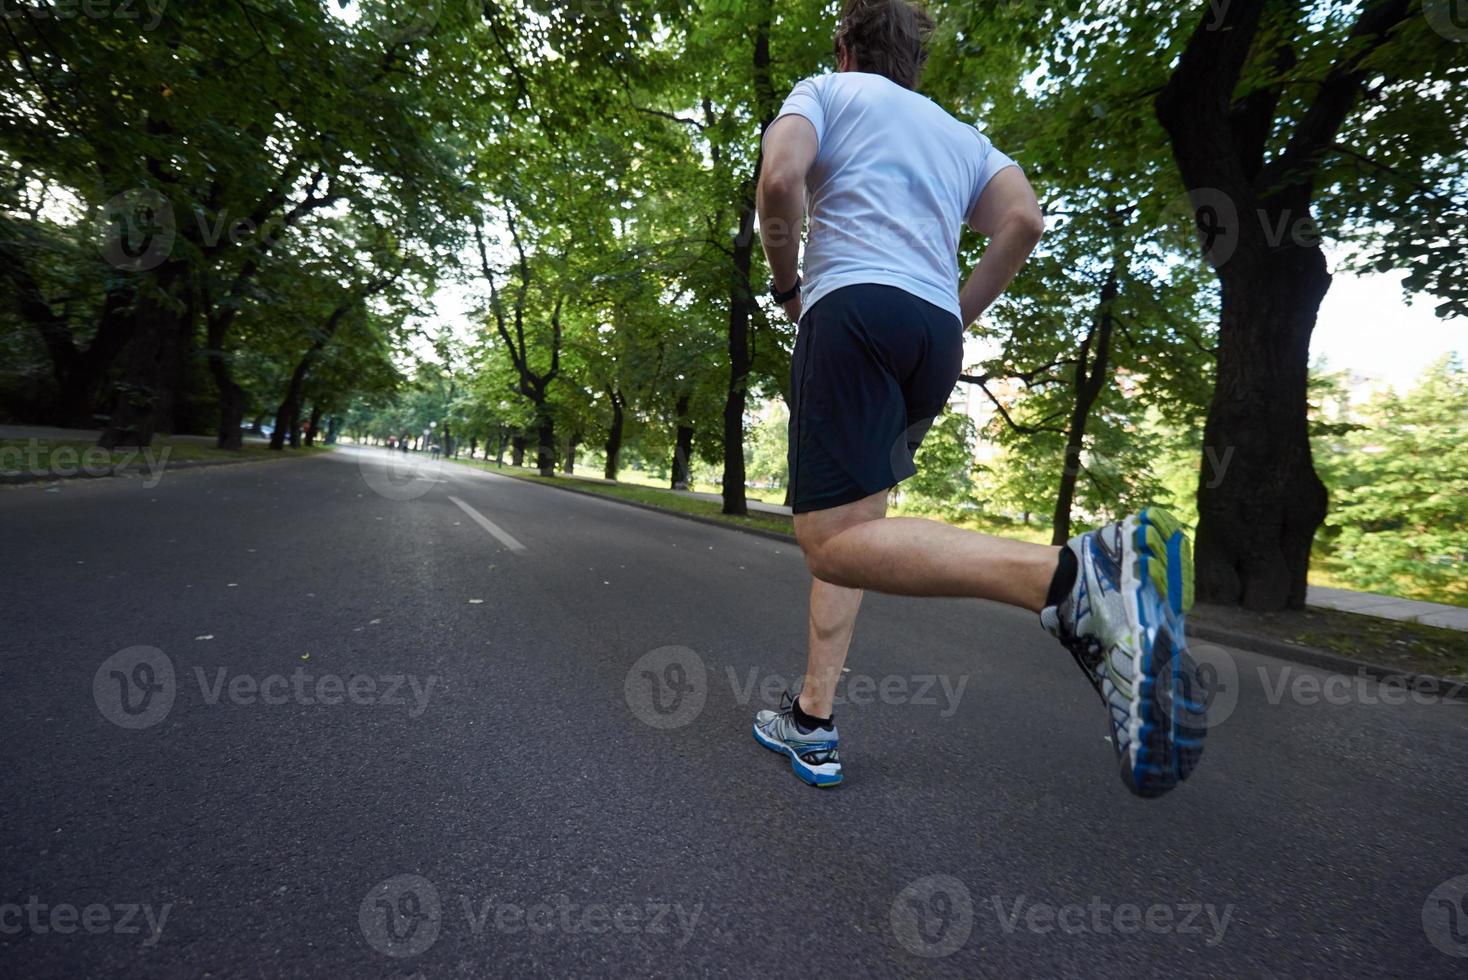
752,0,1205,798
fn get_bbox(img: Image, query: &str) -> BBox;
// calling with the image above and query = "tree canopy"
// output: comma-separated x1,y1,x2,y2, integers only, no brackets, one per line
2,0,1463,606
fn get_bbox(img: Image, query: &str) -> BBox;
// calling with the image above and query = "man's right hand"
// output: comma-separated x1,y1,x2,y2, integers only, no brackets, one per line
958,167,1045,326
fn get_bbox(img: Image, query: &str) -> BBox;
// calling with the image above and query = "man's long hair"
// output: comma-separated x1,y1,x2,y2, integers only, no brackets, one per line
834,0,935,91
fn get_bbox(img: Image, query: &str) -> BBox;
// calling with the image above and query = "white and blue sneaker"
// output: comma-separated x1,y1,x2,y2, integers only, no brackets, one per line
753,692,843,787
1042,507,1207,798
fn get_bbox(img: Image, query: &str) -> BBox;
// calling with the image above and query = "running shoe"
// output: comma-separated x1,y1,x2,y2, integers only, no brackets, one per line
1041,507,1206,798
752,691,843,787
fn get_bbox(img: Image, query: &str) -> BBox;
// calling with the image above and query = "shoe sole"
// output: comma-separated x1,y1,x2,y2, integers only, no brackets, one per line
751,723,843,787
1117,507,1205,798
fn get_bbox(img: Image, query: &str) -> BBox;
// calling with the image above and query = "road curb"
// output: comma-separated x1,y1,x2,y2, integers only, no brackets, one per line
0,450,332,485
1189,621,1468,702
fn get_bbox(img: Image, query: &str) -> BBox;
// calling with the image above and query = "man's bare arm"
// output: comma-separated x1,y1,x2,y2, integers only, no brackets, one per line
757,115,819,318
959,167,1044,327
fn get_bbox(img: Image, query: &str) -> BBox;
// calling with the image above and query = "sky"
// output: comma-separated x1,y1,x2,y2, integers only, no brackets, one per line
1313,267,1464,389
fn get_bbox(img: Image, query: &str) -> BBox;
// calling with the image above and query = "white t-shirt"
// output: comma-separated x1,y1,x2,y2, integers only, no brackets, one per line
766,71,1019,322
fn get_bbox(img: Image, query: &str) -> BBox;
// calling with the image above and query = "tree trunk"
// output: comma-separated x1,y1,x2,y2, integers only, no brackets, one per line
99,266,192,449
1195,252,1329,609
325,415,339,445
304,405,323,446
511,436,526,467
57,288,137,428
671,393,693,490
563,431,579,474
214,379,246,450
269,299,355,451
1051,268,1118,544
717,5,774,517
604,389,624,480
495,427,507,464
6,241,136,427
205,309,246,450
270,365,306,451
535,406,555,477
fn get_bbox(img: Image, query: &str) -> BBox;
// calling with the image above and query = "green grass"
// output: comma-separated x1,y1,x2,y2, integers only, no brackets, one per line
449,457,797,536
0,437,330,479
604,463,788,505
1193,602,1468,681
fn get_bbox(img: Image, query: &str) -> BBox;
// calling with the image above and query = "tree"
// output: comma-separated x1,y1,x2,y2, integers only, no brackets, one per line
1155,0,1467,609
0,1,460,445
1315,356,1468,603
904,410,979,515
472,209,568,477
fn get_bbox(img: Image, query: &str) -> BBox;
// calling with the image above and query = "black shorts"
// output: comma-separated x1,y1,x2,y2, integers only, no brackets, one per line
788,283,964,514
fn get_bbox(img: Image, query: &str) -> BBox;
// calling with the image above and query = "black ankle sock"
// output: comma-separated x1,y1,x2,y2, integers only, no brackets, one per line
1044,547,1078,609
792,694,833,733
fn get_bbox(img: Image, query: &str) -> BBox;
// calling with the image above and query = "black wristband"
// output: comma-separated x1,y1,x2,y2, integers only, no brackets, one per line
770,277,801,304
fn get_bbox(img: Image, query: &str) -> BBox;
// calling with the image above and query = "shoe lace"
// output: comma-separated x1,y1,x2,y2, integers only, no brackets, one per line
766,690,798,734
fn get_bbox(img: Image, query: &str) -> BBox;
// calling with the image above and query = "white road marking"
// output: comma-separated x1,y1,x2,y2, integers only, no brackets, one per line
449,495,527,553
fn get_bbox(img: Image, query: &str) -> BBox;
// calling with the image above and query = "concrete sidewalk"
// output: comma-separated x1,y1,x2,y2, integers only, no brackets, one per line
1305,584,1468,631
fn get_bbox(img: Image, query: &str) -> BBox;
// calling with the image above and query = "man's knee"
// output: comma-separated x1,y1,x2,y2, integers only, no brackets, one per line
795,528,828,578
798,533,855,587
794,492,887,582
801,542,833,583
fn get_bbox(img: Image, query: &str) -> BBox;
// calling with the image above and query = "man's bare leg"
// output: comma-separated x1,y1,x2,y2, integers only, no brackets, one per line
794,489,1061,613
799,579,864,719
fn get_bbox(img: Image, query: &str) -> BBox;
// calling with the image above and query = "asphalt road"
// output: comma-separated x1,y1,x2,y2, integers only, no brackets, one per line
2,448,1465,978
